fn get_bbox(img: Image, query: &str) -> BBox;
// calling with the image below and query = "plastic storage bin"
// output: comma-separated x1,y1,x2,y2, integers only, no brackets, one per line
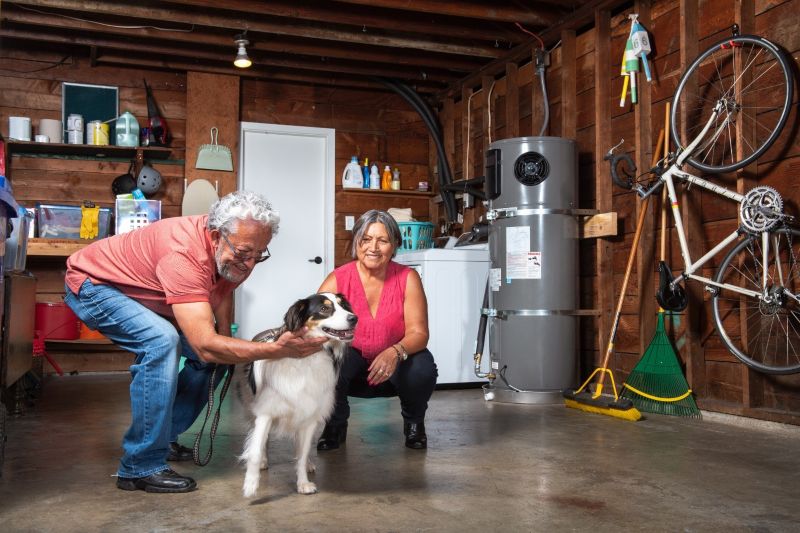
34,302,80,340
37,204,112,239
115,198,161,234
4,207,34,272
398,222,435,253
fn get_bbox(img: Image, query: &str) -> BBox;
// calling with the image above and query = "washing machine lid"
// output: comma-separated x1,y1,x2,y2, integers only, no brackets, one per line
395,246,488,263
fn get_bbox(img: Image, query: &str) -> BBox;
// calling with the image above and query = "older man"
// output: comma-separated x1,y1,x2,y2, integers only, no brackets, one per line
64,190,325,493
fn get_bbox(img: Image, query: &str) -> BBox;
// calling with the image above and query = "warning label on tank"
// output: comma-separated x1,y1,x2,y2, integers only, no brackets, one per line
506,251,542,279
490,268,502,291
505,226,541,280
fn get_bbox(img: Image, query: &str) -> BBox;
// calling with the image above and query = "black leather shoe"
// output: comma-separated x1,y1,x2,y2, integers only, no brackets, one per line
317,423,347,451
167,442,194,462
116,468,197,493
404,422,427,449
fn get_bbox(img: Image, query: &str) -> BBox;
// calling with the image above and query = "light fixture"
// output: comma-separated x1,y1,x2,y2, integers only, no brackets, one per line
233,36,252,68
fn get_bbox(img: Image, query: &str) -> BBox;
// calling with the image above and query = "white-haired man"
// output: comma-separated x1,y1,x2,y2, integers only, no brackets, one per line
65,190,325,493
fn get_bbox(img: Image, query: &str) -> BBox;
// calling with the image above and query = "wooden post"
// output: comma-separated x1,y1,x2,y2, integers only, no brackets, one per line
594,8,613,369
505,62,520,138
560,29,577,140
678,0,705,396
634,0,656,358
735,0,762,410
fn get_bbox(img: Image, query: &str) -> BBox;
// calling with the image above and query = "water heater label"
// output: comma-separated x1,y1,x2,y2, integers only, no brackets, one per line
490,268,502,291
505,227,541,280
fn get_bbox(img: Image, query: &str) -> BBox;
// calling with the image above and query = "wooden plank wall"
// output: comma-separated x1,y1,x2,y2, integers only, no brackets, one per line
431,0,800,424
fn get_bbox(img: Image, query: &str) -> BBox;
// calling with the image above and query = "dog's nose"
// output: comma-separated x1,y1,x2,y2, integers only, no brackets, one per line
348,314,358,326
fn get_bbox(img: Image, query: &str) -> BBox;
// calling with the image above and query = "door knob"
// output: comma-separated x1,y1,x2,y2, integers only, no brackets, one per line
308,256,323,264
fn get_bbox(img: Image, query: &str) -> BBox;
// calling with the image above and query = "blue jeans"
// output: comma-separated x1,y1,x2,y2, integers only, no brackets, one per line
64,279,230,478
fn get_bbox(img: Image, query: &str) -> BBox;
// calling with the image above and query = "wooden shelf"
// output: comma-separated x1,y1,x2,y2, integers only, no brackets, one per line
27,238,94,257
7,140,172,160
44,338,115,345
337,188,434,198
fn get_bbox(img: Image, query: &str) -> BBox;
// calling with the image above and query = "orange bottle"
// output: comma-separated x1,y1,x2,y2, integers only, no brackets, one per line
381,165,392,190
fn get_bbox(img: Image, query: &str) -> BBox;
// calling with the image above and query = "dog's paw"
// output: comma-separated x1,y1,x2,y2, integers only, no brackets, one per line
243,475,260,498
260,458,269,470
297,481,318,495
306,459,316,473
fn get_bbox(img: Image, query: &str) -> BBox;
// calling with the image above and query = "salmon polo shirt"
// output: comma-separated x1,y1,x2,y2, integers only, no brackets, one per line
65,215,239,318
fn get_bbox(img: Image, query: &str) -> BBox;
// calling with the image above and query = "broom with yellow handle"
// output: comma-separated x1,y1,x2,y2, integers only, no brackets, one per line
621,102,701,417
563,192,650,421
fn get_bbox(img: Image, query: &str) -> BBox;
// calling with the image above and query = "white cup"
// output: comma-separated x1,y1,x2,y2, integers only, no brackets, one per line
34,135,50,143
9,116,32,141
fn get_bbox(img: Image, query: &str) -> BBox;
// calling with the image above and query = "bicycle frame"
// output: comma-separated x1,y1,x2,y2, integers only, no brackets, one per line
646,101,776,300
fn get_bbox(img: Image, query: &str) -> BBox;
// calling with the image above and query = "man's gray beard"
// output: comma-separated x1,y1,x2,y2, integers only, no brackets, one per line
216,250,245,283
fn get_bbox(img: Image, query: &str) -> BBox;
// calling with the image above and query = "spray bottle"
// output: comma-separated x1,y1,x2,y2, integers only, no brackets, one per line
362,157,370,189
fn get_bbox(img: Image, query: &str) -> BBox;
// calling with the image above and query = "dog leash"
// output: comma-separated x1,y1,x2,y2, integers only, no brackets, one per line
192,364,234,466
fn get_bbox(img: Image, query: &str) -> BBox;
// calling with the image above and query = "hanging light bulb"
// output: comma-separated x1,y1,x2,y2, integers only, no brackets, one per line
234,38,252,68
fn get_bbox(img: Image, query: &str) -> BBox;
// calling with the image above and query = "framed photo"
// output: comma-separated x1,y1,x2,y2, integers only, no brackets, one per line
62,82,119,143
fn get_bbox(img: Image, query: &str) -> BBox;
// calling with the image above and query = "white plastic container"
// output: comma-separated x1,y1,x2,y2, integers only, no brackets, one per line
342,156,363,188
369,163,380,190
115,111,139,147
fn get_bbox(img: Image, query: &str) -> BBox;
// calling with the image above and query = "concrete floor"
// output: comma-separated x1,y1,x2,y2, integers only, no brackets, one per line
1,373,799,532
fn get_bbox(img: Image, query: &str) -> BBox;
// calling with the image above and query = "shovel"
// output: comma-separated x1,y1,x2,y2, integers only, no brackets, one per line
195,127,233,171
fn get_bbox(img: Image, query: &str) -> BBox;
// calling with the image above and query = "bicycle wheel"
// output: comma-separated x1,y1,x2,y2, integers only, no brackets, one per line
671,34,793,174
712,228,800,374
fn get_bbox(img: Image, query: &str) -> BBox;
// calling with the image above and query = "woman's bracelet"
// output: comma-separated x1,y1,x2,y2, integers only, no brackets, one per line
393,343,408,361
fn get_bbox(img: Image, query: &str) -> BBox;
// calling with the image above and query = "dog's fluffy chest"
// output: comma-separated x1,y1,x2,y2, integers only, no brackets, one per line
249,348,339,435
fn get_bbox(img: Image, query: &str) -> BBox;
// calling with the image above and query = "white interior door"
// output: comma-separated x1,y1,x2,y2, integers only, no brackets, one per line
236,122,335,339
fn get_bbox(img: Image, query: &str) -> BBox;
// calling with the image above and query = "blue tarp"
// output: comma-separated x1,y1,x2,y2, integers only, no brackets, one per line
0,176,20,218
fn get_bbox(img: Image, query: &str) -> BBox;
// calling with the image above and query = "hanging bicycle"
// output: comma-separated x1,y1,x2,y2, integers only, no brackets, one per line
609,26,799,375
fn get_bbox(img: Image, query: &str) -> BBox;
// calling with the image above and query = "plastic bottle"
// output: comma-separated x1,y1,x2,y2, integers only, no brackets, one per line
231,323,239,338
369,163,380,190
391,167,401,190
362,157,370,189
381,165,392,190
342,156,363,188
115,111,140,147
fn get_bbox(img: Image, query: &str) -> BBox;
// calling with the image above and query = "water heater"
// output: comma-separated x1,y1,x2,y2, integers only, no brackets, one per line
482,137,580,404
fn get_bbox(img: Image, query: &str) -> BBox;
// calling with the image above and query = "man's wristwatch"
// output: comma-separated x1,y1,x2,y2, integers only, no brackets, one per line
393,343,408,362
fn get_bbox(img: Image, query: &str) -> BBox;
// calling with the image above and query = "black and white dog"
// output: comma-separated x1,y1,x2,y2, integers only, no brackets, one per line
240,292,357,496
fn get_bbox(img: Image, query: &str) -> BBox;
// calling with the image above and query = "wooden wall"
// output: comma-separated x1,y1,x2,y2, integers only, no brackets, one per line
431,0,800,424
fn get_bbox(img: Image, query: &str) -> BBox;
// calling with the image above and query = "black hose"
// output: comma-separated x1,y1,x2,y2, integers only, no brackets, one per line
475,278,489,357
376,78,459,222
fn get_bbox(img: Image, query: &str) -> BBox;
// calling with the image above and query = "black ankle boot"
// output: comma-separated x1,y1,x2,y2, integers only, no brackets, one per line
404,422,427,449
317,423,347,451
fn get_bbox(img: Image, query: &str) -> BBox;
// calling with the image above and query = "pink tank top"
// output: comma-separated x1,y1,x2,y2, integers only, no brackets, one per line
334,260,410,360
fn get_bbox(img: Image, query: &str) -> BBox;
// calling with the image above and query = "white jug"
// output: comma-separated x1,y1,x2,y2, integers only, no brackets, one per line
115,111,140,147
342,156,363,189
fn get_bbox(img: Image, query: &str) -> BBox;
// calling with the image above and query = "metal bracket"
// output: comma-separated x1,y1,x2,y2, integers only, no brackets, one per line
487,207,599,221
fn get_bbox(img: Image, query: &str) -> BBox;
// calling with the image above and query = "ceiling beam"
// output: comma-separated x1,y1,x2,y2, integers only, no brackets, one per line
1,8,484,72
9,0,503,57
330,0,562,26
94,54,442,93
164,0,522,43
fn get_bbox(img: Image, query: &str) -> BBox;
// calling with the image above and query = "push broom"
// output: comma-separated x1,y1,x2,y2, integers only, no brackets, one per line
621,103,701,418
563,189,649,422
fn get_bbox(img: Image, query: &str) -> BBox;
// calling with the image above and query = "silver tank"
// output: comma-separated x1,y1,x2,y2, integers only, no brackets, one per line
486,137,578,403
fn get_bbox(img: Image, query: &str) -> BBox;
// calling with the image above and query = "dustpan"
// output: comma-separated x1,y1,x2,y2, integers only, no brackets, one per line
195,127,233,171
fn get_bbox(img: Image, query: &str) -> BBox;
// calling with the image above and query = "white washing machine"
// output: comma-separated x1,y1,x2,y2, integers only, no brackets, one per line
395,244,490,385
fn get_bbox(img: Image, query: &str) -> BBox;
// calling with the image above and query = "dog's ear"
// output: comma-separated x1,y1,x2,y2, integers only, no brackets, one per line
284,298,309,332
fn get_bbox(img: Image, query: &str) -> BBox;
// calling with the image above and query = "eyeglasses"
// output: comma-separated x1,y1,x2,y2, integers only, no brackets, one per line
219,232,271,264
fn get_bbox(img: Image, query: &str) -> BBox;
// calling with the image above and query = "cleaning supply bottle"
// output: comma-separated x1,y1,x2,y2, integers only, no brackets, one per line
391,167,401,190
115,111,140,147
342,156,363,189
362,157,370,189
369,163,380,190
381,165,392,190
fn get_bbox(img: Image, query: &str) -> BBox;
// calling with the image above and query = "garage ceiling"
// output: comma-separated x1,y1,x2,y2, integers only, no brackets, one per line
1,0,616,95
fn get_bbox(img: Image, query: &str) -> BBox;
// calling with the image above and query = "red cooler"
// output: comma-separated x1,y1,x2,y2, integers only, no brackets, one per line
35,302,80,340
